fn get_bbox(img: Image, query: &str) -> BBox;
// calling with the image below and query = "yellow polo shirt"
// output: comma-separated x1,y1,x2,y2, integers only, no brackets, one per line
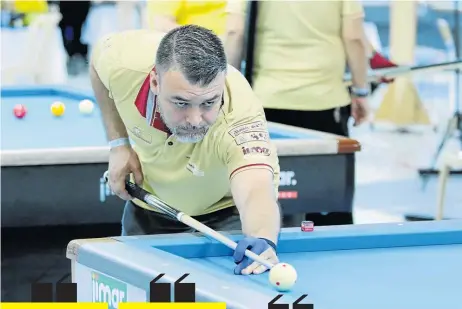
252,0,365,111
91,30,280,216
146,1,228,36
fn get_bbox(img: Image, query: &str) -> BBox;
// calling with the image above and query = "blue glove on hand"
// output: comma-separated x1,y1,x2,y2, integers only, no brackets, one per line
233,237,279,275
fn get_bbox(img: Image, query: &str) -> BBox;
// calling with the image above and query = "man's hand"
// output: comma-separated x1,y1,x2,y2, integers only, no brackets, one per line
108,145,143,200
351,96,369,126
233,237,279,275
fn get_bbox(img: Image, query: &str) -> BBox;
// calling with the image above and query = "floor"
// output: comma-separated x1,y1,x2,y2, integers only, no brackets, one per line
2,3,462,303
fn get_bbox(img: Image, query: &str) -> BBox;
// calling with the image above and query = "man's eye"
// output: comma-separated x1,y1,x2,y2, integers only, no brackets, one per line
174,102,188,108
203,101,215,107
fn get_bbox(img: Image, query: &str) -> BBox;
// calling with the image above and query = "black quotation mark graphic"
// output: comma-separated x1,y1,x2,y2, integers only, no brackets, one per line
268,294,313,309
150,273,195,302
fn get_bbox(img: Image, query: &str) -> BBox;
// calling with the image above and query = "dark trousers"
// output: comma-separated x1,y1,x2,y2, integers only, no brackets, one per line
58,1,90,58
264,104,354,226
121,201,242,236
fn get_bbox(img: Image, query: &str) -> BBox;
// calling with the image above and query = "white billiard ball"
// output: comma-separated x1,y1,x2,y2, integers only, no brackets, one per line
268,263,297,292
79,99,94,114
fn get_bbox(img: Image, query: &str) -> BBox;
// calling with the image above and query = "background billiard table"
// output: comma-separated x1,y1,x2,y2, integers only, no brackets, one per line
67,220,462,309
1,86,360,228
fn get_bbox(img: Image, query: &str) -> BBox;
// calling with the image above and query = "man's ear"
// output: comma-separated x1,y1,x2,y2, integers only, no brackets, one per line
149,67,160,94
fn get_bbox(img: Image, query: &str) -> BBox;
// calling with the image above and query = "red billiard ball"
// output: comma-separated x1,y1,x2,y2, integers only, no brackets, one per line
13,104,27,119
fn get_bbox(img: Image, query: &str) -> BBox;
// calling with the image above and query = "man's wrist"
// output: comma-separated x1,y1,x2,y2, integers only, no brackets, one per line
259,238,277,252
109,137,130,149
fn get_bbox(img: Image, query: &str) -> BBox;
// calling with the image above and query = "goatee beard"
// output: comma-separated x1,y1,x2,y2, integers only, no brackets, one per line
158,105,209,143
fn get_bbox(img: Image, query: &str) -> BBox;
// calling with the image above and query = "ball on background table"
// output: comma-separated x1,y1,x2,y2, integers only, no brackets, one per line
79,99,94,114
269,263,297,292
51,101,65,117
13,104,27,119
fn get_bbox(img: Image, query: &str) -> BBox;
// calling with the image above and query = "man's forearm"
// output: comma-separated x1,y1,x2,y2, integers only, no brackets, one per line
89,65,128,141
344,38,369,88
240,187,281,245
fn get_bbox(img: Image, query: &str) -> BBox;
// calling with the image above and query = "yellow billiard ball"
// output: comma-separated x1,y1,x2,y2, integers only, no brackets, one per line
51,101,65,116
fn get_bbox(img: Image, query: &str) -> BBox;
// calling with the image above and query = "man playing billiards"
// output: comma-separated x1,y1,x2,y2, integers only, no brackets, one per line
90,25,281,276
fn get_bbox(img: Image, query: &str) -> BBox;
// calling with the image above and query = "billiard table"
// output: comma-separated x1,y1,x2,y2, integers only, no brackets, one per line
67,220,462,309
1,85,360,227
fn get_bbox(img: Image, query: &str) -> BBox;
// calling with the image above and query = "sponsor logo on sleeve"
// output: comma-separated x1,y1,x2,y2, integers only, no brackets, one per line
228,121,265,138
234,131,269,145
241,146,271,156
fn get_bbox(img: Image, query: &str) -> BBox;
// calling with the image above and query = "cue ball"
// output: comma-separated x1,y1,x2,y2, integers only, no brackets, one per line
13,104,27,118
269,263,297,291
79,99,94,114
51,101,65,116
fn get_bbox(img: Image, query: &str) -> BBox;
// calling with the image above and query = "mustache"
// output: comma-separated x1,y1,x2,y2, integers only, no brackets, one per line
176,125,209,132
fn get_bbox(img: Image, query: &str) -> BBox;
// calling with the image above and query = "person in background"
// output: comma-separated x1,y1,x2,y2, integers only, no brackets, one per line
57,1,91,75
226,0,370,226
145,0,246,69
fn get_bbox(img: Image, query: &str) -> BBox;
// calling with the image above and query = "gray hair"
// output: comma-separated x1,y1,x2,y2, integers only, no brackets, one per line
155,25,228,86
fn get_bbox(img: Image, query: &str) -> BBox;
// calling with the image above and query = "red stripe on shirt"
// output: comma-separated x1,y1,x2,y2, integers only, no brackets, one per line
230,163,273,179
134,73,170,134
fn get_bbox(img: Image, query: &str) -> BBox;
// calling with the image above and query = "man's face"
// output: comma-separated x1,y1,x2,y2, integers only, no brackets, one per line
150,68,225,143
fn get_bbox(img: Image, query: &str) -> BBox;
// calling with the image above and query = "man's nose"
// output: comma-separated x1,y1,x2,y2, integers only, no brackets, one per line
186,108,203,126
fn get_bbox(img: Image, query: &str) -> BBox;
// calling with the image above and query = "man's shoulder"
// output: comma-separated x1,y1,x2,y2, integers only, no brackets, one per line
95,30,165,101
94,29,164,74
212,65,268,146
223,64,265,121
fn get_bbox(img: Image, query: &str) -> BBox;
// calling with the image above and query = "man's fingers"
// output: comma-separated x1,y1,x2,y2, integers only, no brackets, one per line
132,167,144,185
242,248,278,275
110,175,132,200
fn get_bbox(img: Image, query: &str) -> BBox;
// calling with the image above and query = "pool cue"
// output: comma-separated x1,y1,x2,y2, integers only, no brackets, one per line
343,59,462,86
103,171,275,270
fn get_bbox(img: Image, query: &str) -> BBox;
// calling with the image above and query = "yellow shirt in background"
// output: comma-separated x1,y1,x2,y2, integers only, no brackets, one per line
12,0,48,13
252,0,364,111
146,0,228,35
91,30,280,216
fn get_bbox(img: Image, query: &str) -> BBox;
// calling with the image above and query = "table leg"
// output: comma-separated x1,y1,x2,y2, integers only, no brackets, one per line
436,164,450,220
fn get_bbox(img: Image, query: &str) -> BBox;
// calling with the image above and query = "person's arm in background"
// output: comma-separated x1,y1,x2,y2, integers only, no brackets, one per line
223,0,247,69
341,0,368,91
341,0,369,126
145,0,181,32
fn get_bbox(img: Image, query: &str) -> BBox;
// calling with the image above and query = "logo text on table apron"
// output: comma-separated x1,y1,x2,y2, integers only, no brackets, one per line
92,272,127,309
